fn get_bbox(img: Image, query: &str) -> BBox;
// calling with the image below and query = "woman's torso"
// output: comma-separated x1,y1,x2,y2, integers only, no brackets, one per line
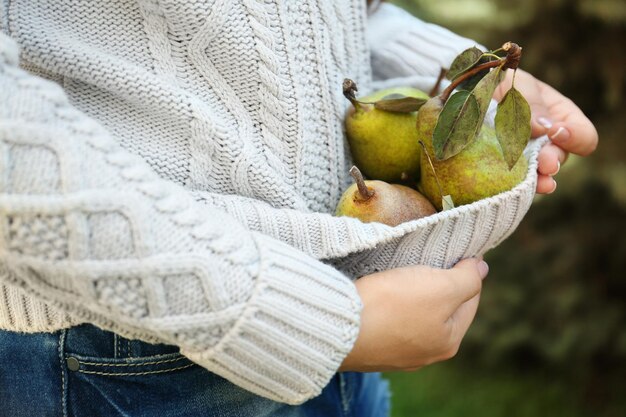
5,0,373,213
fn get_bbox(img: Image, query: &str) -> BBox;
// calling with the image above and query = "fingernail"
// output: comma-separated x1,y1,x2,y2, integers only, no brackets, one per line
537,117,553,129
550,127,570,143
547,178,557,194
549,161,561,176
477,261,489,279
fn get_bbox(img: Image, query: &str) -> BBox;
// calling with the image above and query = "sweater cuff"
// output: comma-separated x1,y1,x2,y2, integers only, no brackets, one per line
368,3,482,80
183,235,362,405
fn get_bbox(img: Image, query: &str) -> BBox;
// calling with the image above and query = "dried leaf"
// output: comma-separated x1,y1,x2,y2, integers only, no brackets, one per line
448,47,484,80
457,54,500,91
472,66,505,117
495,87,531,169
432,90,481,160
374,95,427,113
442,195,455,211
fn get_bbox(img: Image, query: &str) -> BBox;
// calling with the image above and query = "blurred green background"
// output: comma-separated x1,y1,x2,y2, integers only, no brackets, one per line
385,1,626,416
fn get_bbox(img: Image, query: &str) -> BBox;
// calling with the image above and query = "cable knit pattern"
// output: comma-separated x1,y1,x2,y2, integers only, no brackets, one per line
0,24,363,403
1,0,544,404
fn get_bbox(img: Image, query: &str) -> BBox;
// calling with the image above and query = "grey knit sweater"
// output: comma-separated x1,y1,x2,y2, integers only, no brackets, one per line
0,0,541,404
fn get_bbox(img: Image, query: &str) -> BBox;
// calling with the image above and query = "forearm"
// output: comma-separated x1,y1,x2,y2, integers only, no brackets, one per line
0,33,361,405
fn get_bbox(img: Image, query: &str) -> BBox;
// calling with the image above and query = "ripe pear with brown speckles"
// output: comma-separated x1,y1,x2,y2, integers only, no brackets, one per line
345,87,429,183
417,97,528,210
336,166,436,227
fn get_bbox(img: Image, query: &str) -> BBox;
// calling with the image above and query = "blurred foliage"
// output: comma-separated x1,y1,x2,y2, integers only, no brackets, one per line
387,0,626,415
387,361,626,417
469,179,626,370
393,0,626,114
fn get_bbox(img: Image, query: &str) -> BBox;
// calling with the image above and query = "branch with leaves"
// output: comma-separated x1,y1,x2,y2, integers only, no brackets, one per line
343,42,530,171
434,42,531,169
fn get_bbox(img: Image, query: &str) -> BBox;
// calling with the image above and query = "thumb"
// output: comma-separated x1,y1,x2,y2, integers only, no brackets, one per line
448,258,489,304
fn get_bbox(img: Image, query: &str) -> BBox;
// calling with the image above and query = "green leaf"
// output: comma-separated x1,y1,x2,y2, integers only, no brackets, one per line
442,195,455,211
469,66,506,139
495,87,531,169
373,95,427,113
432,65,505,162
448,47,484,80
472,65,505,117
432,90,481,160
448,48,501,91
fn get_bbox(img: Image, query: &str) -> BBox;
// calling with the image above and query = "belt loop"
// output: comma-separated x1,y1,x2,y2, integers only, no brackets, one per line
113,333,120,359
114,332,134,358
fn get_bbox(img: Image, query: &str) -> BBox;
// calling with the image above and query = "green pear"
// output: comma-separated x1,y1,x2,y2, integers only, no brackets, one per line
417,97,528,211
336,166,436,227
345,86,429,183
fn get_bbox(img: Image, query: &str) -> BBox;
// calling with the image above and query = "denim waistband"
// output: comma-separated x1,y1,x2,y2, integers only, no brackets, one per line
1,325,390,417
64,323,180,359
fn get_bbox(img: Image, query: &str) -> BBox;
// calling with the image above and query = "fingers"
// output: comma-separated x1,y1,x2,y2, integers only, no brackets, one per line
547,121,598,157
537,142,568,176
447,258,488,304
536,175,557,194
536,138,571,194
537,81,598,156
500,70,598,156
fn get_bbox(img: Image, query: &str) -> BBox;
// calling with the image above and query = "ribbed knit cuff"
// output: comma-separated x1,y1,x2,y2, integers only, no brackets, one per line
183,235,362,405
0,283,79,332
368,3,482,80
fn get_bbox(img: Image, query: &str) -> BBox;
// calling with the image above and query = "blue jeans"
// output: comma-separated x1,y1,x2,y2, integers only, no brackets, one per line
0,324,390,417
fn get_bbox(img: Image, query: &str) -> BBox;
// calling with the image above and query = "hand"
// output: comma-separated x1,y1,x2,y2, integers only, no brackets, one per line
494,69,598,194
340,258,489,372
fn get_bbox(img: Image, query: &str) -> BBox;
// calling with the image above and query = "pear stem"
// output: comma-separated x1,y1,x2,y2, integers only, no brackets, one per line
429,68,448,98
343,79,362,112
418,141,446,201
349,166,373,200
440,42,522,102
440,60,504,102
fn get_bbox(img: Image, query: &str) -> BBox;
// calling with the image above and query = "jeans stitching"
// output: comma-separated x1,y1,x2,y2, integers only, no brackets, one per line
339,374,350,416
57,330,68,417
77,356,187,367
77,363,194,376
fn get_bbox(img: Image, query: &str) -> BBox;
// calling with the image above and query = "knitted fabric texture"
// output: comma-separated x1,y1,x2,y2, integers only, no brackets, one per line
1,0,541,404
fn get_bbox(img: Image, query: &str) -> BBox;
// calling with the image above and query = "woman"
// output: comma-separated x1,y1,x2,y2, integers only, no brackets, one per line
0,1,597,416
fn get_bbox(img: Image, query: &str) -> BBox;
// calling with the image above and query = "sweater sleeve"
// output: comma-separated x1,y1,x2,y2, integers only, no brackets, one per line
0,34,361,405
367,3,483,80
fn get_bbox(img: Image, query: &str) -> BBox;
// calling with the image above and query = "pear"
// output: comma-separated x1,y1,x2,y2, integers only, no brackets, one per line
336,166,436,227
417,97,528,211
344,85,429,183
